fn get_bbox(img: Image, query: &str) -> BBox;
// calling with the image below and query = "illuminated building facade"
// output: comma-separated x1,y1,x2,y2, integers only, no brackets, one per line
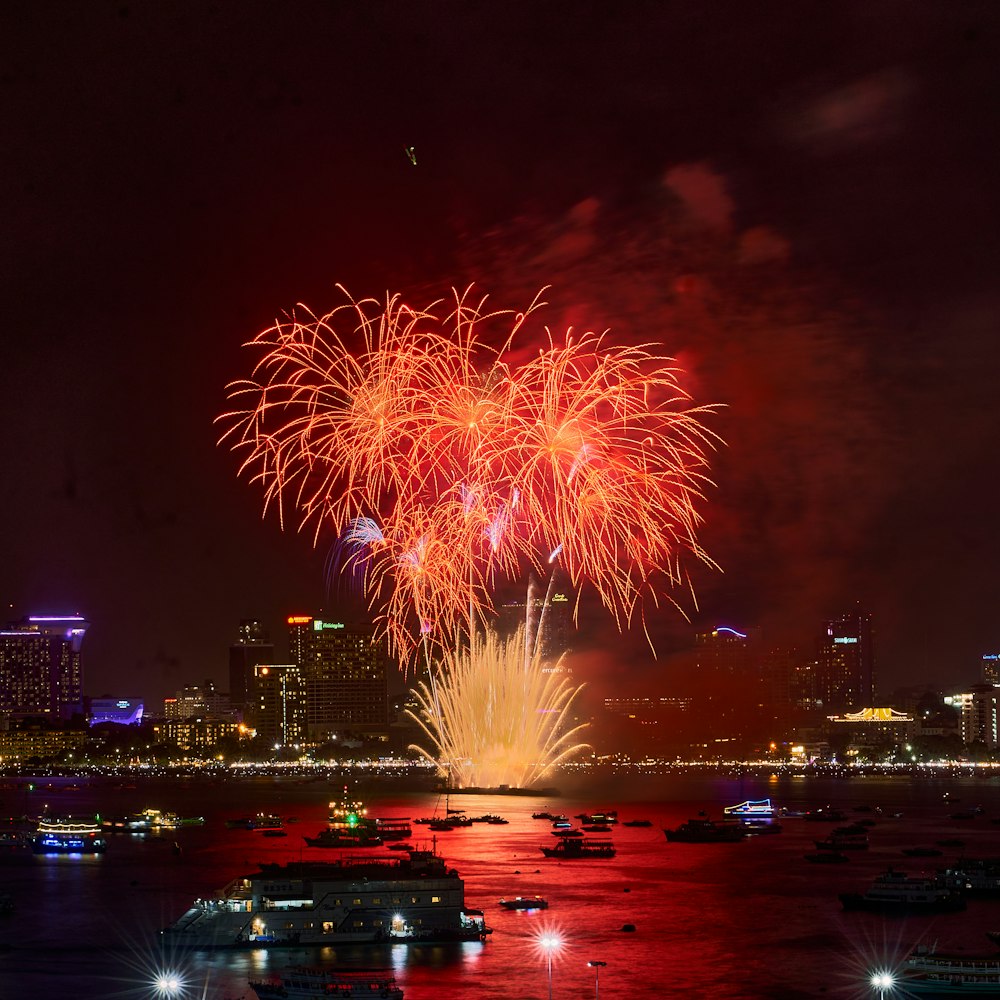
982,652,1000,687
497,584,573,670
89,698,144,726
152,716,244,752
163,679,234,720
0,615,88,721
815,608,874,711
0,725,87,763
944,685,999,749
228,619,274,714
288,616,389,737
253,662,307,746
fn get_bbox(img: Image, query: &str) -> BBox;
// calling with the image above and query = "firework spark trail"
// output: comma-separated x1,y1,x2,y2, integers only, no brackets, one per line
407,628,589,789
218,285,719,661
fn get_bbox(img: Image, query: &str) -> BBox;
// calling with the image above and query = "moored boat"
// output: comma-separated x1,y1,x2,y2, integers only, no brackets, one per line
33,817,107,854
664,818,745,843
162,850,491,948
499,896,548,910
839,868,966,914
540,838,615,859
249,966,403,1000
724,798,775,818
902,942,1000,994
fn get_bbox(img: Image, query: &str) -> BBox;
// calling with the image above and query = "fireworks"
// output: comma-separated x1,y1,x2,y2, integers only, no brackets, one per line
406,627,589,789
219,284,718,786
218,286,718,659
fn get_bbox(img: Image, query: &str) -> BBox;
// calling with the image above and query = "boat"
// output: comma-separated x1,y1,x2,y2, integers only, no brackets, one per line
901,942,1000,994
740,819,783,836
551,828,583,838
161,850,491,948
582,823,612,832
814,826,869,851
0,820,33,861
249,967,403,1000
664,819,745,843
575,811,618,824
123,808,205,832
540,838,615,859
304,829,383,849
498,896,548,910
531,812,555,820
724,798,776,818
622,819,652,827
939,858,1000,895
839,868,966,913
804,852,849,864
227,814,283,831
33,817,108,854
804,808,848,823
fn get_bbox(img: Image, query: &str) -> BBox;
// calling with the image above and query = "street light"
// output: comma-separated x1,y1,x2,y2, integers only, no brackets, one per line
870,971,894,999
539,934,562,1000
588,960,607,999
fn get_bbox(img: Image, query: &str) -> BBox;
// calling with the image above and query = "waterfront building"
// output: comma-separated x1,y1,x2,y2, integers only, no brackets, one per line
826,706,914,756
0,722,88,763
288,616,389,739
89,698,144,726
815,607,875,712
253,662,307,746
229,619,275,714
163,679,235,720
0,615,88,721
152,716,245,753
944,685,999,749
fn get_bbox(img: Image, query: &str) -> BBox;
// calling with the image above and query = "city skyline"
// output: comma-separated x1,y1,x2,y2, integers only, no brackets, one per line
3,3,999,701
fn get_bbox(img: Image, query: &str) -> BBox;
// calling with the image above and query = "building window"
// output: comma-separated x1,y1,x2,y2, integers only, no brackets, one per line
431,896,441,903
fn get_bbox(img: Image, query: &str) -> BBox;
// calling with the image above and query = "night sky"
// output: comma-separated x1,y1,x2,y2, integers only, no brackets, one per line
3,2,999,705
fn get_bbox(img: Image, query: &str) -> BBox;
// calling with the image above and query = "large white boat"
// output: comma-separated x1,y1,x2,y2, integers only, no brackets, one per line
161,850,491,948
839,868,965,913
902,943,1000,994
249,967,403,1000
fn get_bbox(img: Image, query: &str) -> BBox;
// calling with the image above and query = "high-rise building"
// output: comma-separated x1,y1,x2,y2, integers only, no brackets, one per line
163,679,234,720
982,652,1000,687
497,583,573,669
252,663,307,746
288,615,389,738
228,619,274,715
0,615,88,720
945,685,999,749
815,608,874,712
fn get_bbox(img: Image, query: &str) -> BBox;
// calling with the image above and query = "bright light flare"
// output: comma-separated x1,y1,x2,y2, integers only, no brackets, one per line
152,970,186,997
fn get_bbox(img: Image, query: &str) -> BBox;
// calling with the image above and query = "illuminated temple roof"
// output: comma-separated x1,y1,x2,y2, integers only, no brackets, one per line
828,707,913,723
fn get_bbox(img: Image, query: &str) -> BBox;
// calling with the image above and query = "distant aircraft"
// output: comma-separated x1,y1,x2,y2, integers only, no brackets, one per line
405,146,417,166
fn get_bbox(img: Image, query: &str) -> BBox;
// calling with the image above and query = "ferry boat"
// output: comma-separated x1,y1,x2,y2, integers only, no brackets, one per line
325,789,412,841
723,798,775,818
939,858,1000,895
540,838,615,859
33,817,108,854
123,809,205,832
499,896,548,910
249,967,403,1000
839,868,966,913
161,850,491,948
902,942,1000,994
304,829,383,849
664,819,745,843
